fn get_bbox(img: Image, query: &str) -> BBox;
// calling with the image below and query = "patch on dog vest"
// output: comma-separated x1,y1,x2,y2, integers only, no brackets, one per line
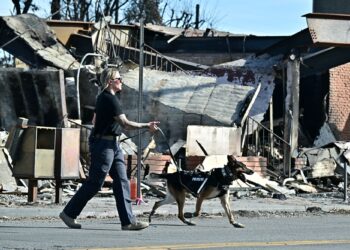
179,171,210,197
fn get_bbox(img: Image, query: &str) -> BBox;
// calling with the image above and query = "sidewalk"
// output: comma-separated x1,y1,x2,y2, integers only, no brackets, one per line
1,193,350,220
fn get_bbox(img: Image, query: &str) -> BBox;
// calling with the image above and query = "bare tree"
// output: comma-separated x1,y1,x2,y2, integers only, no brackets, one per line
50,0,129,23
124,0,162,24
58,0,93,21
161,0,220,29
11,0,38,15
51,0,61,20
13,0,219,29
122,0,219,29
94,0,129,24
0,51,15,68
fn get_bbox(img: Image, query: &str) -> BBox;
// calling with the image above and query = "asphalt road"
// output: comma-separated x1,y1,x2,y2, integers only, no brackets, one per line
1,214,350,250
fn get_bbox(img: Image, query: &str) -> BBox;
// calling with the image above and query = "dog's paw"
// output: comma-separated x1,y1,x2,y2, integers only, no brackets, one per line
185,221,196,226
232,222,245,228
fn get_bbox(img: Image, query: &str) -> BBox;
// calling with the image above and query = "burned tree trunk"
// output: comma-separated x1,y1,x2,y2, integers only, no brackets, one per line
51,0,61,20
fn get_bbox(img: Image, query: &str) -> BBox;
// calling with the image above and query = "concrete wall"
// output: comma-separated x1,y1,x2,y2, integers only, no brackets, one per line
0,67,102,131
313,0,350,14
0,69,64,130
329,63,350,140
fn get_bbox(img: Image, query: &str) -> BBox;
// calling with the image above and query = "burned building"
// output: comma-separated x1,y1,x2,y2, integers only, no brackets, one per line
0,0,349,200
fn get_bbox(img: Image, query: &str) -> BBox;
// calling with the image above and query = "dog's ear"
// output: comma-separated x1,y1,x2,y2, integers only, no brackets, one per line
227,155,236,164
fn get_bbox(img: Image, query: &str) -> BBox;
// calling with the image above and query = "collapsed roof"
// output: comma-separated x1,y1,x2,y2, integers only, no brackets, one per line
210,54,282,121
0,14,79,70
122,68,256,125
138,23,239,37
118,55,278,147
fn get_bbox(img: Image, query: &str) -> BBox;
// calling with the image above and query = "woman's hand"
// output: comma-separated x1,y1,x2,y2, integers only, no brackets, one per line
148,121,160,132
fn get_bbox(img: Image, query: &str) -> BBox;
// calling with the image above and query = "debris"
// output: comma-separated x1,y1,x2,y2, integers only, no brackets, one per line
119,133,138,155
313,122,336,147
5,117,28,162
287,181,318,193
293,169,308,183
246,172,295,195
272,193,287,200
311,158,336,178
296,142,350,182
306,206,323,213
169,139,186,157
0,14,79,70
0,129,9,146
0,147,17,192
142,181,166,198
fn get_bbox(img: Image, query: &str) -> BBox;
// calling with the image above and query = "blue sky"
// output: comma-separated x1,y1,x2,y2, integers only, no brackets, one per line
208,0,313,35
0,0,313,36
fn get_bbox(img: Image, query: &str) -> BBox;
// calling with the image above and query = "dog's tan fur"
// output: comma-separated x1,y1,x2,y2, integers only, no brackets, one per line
148,155,254,227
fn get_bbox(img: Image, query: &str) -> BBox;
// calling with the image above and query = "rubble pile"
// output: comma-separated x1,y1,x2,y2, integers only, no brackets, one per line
1,128,349,206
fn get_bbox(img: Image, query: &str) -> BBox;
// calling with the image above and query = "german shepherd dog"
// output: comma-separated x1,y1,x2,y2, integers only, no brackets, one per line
148,155,254,228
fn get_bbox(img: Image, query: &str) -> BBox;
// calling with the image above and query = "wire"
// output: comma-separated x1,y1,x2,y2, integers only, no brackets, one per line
119,130,148,143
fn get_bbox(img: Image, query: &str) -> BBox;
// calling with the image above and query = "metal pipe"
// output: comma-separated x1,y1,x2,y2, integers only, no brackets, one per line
76,53,107,120
137,15,145,202
249,116,289,144
155,54,158,69
195,4,200,29
123,34,127,60
345,161,348,202
269,97,274,164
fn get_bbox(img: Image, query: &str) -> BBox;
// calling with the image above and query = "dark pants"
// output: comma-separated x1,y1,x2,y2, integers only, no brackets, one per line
63,136,136,226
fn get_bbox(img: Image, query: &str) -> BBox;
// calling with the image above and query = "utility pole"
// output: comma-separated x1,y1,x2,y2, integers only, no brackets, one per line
195,4,200,29
136,11,145,204
283,53,300,177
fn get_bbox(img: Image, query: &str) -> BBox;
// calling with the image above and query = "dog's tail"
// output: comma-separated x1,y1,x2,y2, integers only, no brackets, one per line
149,172,169,179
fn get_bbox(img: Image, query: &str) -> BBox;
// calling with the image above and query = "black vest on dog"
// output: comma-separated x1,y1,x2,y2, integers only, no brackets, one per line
179,164,237,198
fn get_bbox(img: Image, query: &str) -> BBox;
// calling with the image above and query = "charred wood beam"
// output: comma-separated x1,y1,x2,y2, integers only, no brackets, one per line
257,29,314,57
283,54,300,178
301,47,350,77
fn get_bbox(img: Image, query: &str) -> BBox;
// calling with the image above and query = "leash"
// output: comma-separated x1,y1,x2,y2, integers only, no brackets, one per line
66,118,149,142
67,119,93,131
156,129,209,195
66,115,172,160
119,130,148,143
157,127,179,170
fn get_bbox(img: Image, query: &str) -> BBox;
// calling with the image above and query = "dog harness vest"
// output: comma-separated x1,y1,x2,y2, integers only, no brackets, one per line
178,164,239,198
178,171,210,197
